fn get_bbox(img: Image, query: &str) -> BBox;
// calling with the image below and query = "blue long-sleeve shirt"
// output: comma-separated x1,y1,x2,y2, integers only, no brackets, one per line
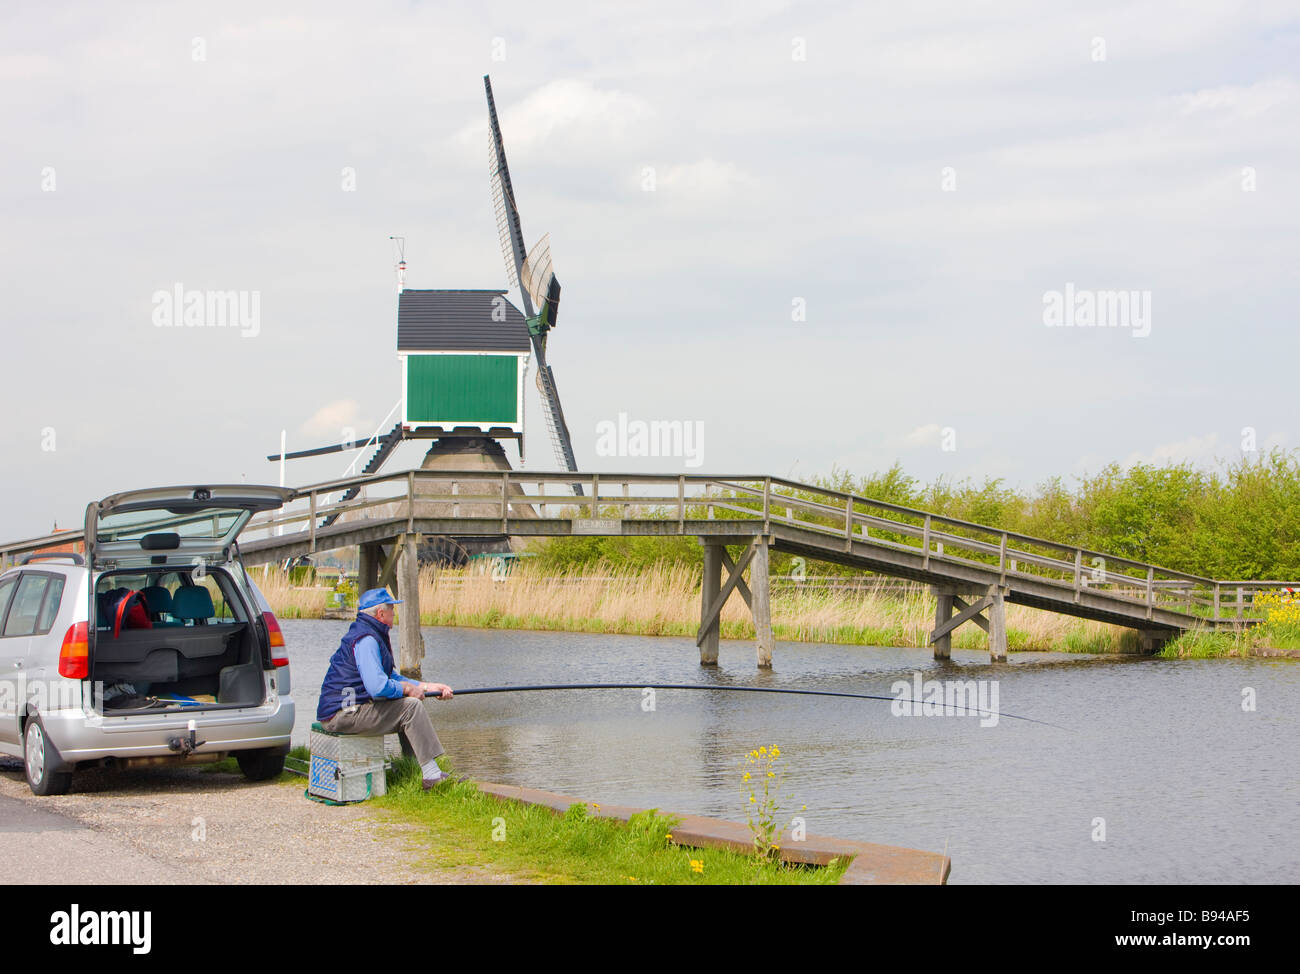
354,634,418,700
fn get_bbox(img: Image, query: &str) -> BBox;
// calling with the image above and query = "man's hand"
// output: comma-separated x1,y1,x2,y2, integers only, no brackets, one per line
401,682,425,699
421,682,454,700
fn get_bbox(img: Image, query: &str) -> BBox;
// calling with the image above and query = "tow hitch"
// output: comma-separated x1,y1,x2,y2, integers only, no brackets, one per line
167,719,206,756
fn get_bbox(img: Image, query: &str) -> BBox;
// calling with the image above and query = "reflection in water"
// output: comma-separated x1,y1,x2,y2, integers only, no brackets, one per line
283,620,1299,884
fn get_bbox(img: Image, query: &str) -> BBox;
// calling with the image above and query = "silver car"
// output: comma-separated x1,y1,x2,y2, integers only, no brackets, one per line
0,484,296,795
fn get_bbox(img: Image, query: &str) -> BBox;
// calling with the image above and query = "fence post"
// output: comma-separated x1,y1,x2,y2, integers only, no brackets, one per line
999,532,1007,584
922,515,931,570
407,471,415,533
1213,582,1220,622
1146,567,1155,620
678,475,685,532
308,491,317,553
762,477,771,532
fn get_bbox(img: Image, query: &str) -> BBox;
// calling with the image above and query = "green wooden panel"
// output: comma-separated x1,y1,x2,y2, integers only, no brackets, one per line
406,354,518,424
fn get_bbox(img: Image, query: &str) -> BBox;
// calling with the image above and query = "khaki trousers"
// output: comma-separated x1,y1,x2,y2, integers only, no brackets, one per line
322,696,445,767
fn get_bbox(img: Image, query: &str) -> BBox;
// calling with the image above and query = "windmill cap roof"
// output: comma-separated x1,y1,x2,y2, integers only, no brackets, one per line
397,289,531,352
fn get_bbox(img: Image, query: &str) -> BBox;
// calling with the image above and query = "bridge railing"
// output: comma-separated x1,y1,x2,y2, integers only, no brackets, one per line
6,468,1297,626
236,469,1297,625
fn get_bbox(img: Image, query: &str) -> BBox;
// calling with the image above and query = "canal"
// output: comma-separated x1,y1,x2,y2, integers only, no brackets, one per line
282,619,1298,884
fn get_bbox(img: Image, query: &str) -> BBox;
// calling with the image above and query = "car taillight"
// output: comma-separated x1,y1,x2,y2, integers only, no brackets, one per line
263,611,288,666
58,622,89,679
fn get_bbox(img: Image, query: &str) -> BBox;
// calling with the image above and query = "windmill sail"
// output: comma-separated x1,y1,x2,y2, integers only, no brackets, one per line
485,75,581,491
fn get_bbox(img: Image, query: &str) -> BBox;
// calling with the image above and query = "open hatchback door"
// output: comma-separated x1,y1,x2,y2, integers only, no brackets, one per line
85,485,295,571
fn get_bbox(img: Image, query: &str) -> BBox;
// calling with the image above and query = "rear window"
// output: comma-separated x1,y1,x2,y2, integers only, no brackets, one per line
36,577,66,632
96,508,246,543
2,574,61,637
95,569,243,625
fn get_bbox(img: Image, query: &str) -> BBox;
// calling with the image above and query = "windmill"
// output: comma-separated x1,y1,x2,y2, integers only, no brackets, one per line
485,74,582,492
267,75,584,562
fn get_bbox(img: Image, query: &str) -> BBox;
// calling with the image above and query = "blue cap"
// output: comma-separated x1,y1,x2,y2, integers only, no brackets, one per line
358,587,403,611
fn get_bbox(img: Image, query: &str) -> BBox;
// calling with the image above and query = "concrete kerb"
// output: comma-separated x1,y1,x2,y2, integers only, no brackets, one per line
476,782,950,885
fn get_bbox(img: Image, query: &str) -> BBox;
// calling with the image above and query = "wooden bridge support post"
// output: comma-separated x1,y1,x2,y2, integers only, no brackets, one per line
931,588,954,660
931,584,1007,662
752,536,774,669
358,542,381,593
1136,629,1170,654
987,585,1008,663
699,543,722,666
398,533,424,679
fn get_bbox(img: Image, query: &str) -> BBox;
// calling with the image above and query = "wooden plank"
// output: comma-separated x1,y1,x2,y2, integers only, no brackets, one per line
719,547,754,610
933,594,993,641
377,542,402,590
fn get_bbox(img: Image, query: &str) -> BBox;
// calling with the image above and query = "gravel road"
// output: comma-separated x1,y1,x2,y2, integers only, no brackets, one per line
0,759,520,885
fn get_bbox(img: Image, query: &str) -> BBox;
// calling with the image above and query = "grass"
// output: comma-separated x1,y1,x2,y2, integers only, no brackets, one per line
1161,620,1300,658
257,748,847,884
361,755,848,885
258,562,1134,654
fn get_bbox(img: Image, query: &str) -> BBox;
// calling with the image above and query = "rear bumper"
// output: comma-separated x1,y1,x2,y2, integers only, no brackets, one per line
40,698,295,770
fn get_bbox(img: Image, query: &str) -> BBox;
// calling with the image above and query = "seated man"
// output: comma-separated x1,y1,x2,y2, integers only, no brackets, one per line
316,587,455,789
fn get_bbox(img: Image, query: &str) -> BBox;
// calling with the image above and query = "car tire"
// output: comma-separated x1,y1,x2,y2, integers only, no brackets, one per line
235,748,285,781
24,716,72,796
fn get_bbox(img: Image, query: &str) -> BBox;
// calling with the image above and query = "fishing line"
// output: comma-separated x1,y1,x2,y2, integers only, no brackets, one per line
425,682,1065,730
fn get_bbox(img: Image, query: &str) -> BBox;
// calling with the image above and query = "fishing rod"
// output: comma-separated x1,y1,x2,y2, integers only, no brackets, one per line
424,683,1064,730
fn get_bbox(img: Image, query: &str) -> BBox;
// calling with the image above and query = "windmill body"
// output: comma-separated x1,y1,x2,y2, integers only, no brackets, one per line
398,288,531,453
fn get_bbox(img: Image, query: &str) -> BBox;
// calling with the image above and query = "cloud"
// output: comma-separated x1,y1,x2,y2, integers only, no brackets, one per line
889,424,944,449
1121,433,1220,468
452,77,653,160
654,158,759,200
1180,78,1298,118
301,399,367,440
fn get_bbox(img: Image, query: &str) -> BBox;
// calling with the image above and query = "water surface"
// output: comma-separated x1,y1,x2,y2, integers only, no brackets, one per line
282,619,1299,884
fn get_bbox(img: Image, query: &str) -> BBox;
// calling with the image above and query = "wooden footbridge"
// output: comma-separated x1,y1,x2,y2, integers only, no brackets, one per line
3,469,1287,673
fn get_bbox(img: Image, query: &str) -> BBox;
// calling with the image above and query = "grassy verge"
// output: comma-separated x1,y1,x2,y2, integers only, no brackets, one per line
1161,621,1300,658
266,748,847,884
372,755,848,885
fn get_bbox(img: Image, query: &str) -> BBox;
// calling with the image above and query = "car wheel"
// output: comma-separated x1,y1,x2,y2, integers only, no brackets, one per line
235,748,285,781
24,717,72,796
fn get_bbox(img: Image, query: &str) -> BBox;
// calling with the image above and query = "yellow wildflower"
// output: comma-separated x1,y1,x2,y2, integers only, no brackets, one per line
759,746,766,755
767,771,775,778
743,772,751,781
690,859,704,874
771,746,780,757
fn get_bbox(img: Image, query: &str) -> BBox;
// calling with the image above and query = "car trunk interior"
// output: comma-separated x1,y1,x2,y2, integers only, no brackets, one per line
90,568,268,713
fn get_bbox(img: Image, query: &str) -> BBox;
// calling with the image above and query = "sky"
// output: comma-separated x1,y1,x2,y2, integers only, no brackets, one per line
1,0,1297,541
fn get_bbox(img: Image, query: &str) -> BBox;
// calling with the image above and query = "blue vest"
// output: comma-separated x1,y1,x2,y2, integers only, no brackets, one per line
316,612,396,721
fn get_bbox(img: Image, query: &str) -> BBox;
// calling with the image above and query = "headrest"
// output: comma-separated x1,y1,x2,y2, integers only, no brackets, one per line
140,585,174,614
171,586,215,621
